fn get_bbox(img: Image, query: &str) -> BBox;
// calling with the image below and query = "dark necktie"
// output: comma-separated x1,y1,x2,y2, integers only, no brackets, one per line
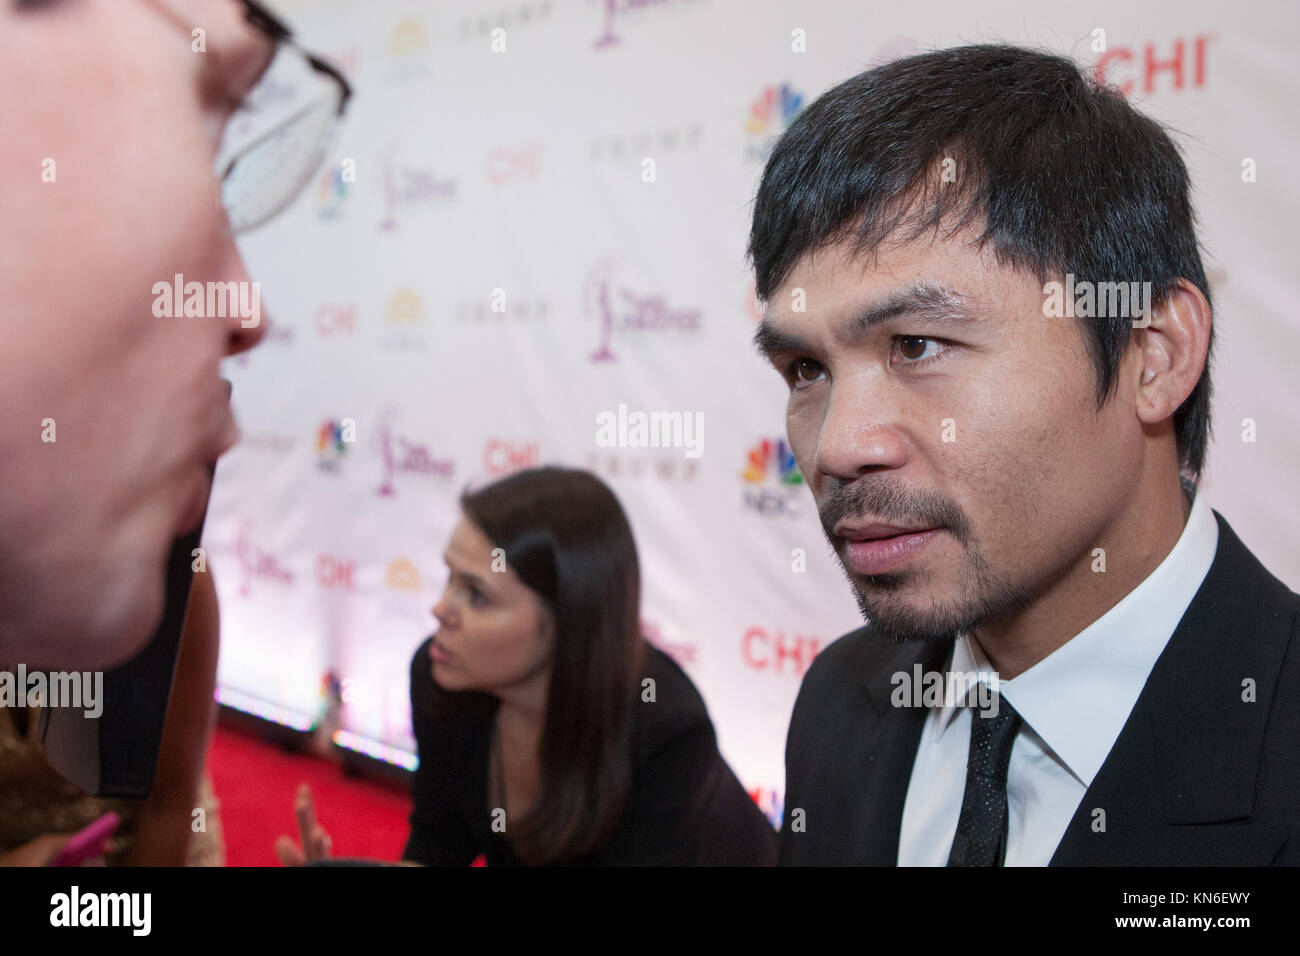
947,694,1023,866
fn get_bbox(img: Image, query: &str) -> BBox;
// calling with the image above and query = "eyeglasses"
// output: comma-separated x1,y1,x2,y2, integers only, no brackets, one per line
217,0,353,233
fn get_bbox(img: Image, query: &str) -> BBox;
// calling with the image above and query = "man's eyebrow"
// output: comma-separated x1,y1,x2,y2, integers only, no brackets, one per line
753,280,974,361
842,281,974,340
752,321,811,363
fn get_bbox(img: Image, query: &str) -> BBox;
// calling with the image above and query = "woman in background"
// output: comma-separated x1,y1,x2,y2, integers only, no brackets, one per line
282,466,777,866
407,466,776,865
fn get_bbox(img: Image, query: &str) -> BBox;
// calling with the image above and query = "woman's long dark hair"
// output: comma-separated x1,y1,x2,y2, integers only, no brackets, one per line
458,466,644,865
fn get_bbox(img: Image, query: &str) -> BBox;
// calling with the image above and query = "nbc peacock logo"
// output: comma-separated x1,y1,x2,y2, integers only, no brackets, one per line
742,436,803,518
316,418,351,473
745,82,804,162
742,437,803,486
746,82,803,133
316,164,351,221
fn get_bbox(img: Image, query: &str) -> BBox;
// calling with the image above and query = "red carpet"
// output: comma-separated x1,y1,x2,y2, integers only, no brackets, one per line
208,723,413,866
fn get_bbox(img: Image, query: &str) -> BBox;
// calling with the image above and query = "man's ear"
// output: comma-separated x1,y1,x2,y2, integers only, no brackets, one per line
1132,278,1211,427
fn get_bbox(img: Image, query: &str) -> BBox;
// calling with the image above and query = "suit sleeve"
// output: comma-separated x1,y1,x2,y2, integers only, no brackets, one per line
402,639,481,866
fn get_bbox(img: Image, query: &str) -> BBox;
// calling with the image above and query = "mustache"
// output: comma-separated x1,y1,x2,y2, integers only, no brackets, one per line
818,480,973,545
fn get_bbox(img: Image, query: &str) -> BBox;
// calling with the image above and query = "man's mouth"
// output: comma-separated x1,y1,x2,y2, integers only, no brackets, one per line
835,522,938,541
836,522,944,575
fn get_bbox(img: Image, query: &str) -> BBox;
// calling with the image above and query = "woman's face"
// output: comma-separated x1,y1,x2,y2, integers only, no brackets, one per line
429,515,555,696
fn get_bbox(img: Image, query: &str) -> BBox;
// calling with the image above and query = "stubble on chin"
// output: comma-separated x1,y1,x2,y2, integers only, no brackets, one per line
840,548,1033,645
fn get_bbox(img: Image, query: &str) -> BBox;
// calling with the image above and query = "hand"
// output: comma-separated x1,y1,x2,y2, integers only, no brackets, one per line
0,833,74,867
275,783,333,866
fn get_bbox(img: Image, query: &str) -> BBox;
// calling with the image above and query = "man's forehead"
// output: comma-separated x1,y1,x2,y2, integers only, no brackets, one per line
769,222,999,295
760,278,977,339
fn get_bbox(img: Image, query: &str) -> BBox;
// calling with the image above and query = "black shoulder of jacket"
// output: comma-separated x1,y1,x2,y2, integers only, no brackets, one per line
786,620,950,743
794,623,875,701
630,641,715,756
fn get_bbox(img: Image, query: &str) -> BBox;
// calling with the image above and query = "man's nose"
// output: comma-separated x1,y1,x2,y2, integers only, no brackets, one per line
814,379,909,480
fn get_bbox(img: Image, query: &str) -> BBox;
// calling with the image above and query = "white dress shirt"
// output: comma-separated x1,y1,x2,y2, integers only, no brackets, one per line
897,490,1220,866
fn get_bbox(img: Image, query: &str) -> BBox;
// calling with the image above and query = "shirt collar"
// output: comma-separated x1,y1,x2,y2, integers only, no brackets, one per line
935,489,1220,787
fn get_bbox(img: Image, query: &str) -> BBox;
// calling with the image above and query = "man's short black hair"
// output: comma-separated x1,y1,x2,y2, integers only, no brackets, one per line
747,43,1214,479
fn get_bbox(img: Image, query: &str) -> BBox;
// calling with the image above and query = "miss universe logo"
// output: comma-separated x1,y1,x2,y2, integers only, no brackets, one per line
375,406,455,497
583,257,702,362
235,522,295,596
590,0,703,49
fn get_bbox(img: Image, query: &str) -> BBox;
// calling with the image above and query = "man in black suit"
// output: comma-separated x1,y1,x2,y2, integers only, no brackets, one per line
747,45,1298,865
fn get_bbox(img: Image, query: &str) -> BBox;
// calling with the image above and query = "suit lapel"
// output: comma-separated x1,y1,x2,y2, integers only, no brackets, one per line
1050,512,1294,865
851,636,953,864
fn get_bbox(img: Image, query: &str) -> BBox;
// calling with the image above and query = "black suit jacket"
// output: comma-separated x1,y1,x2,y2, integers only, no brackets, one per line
405,637,778,865
780,511,1300,865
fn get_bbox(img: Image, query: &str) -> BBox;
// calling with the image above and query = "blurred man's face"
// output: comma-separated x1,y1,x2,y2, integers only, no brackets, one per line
759,225,1145,643
0,0,272,669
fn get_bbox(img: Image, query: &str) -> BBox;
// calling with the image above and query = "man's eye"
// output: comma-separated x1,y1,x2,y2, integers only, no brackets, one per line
468,585,488,606
892,336,948,365
786,357,826,389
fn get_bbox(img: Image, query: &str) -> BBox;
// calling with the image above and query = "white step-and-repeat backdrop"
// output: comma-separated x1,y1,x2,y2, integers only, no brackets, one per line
210,0,1300,827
